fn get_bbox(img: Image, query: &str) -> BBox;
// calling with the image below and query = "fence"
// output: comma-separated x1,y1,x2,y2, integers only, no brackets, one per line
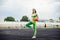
0,22,60,29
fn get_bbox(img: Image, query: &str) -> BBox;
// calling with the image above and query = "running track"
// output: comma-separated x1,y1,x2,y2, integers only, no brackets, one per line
0,28,60,40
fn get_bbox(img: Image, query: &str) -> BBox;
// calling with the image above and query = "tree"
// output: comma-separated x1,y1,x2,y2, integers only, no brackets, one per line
20,16,29,21
59,17,60,20
49,19,54,22
4,16,15,21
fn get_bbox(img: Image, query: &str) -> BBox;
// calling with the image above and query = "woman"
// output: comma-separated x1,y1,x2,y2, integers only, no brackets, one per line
26,8,38,38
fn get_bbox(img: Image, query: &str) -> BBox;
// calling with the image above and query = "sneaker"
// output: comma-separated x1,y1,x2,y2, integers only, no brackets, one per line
32,36,36,39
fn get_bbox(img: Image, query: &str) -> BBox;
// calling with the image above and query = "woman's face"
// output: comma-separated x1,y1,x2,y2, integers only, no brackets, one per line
32,9,36,13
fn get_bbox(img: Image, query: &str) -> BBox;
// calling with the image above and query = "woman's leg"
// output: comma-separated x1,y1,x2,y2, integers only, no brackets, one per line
33,22,37,36
26,21,33,28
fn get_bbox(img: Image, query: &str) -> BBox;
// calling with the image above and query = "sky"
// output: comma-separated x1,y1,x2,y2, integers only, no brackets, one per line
0,0,60,21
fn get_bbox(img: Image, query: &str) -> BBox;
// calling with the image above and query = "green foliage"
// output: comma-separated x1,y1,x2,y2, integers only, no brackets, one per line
20,16,29,21
59,17,60,20
49,19,53,20
49,19,54,22
4,16,15,21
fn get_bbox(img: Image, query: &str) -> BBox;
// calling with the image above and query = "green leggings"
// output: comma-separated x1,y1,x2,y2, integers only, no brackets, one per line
26,21,36,36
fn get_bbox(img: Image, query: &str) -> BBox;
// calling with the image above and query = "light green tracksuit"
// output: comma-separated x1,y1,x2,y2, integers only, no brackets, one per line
26,13,37,36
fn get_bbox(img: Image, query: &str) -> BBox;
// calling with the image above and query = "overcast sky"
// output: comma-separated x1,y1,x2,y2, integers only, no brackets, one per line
0,0,60,21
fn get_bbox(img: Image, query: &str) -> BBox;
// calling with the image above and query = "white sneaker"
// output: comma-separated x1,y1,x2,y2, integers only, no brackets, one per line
32,36,36,39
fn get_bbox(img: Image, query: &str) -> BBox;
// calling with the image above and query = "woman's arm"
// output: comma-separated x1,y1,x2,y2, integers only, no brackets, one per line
36,14,38,18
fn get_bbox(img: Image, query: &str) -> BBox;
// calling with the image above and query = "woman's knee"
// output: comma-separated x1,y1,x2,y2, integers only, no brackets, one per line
26,24,28,27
